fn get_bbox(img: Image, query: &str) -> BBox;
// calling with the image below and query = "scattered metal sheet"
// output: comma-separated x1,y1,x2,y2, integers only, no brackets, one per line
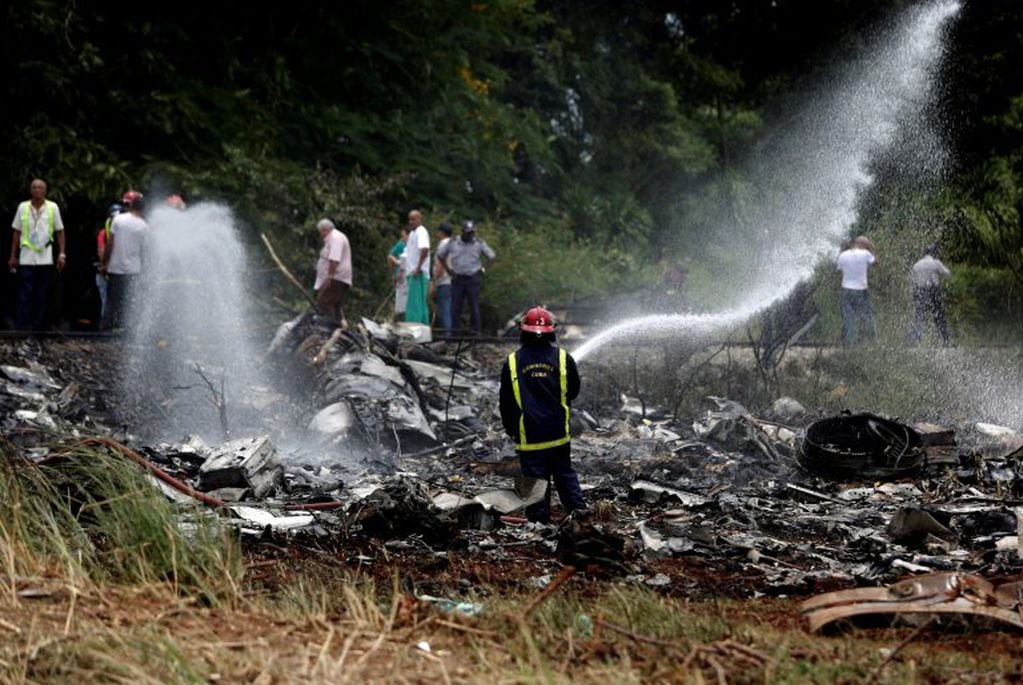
230,505,315,531
473,478,548,514
630,480,709,507
393,322,432,343
3,383,46,403
404,359,476,390
801,572,1023,631
975,422,1019,440
198,436,283,499
308,401,356,437
1,364,62,390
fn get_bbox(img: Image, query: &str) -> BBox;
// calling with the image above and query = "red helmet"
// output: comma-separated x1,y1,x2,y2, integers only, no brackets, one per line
121,190,143,206
521,307,556,333
165,194,185,209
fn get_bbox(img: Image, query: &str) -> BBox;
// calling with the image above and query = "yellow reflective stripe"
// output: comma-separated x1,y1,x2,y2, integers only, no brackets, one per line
509,348,572,451
559,347,569,438
507,351,527,446
19,201,55,253
517,435,570,451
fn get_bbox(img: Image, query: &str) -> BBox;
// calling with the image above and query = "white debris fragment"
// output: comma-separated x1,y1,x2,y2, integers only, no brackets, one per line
976,423,1019,439
307,402,355,436
230,506,314,531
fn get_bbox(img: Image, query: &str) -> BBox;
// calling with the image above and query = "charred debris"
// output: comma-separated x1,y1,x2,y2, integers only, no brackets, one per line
3,317,1023,612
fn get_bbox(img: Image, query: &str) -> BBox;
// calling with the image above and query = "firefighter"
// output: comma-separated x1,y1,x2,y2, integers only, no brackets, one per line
499,306,586,523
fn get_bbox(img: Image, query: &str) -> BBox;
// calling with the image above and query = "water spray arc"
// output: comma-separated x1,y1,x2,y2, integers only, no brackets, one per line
573,0,961,362
122,203,269,439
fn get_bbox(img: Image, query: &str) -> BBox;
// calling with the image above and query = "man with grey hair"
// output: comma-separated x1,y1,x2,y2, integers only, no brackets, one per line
9,178,66,330
314,218,352,327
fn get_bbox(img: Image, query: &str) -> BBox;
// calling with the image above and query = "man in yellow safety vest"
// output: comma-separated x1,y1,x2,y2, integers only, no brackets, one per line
499,306,585,523
8,179,66,330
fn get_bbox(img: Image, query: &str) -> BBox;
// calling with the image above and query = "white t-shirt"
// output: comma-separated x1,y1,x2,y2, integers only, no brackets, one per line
836,248,875,290
403,224,431,279
911,255,950,288
107,212,147,275
11,201,64,266
314,228,352,289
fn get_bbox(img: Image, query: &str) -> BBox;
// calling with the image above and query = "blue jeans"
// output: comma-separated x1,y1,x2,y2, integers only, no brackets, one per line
15,265,52,331
435,282,453,334
841,288,876,345
96,271,108,320
519,443,585,523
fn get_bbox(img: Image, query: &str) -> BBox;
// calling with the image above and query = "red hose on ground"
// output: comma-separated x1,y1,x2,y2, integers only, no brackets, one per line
71,437,226,508
283,501,344,511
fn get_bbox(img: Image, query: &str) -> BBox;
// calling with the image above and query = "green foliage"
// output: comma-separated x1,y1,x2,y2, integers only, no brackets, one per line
480,222,652,323
2,0,1022,332
948,263,1023,341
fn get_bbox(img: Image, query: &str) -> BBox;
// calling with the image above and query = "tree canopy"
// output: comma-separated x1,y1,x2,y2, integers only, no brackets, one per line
3,0,1022,334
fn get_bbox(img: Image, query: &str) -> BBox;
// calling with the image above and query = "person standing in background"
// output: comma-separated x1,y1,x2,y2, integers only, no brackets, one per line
909,243,952,345
101,190,147,330
404,209,430,325
95,202,122,322
313,218,352,327
836,235,878,345
8,179,66,331
388,226,408,321
438,220,495,335
432,222,453,335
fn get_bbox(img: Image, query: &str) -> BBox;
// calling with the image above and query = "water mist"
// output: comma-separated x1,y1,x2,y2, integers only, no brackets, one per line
121,202,270,440
574,0,962,361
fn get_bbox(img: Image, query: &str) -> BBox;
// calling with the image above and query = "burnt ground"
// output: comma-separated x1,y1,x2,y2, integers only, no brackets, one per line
7,331,1023,682
3,332,1023,608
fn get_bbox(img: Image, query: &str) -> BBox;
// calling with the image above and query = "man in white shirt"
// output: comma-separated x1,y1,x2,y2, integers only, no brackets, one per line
8,179,65,330
909,243,951,345
314,218,352,327
101,190,147,329
403,209,430,325
836,235,878,345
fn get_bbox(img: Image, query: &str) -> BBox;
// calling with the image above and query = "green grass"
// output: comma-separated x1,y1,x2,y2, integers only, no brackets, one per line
0,441,242,605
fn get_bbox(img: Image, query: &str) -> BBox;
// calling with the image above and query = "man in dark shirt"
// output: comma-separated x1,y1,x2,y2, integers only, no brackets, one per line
499,306,585,523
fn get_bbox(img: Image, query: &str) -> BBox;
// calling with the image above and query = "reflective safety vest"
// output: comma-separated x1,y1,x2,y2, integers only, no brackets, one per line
506,347,571,451
19,201,56,253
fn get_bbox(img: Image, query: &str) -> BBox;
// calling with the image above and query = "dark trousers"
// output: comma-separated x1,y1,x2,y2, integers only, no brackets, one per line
910,285,950,344
519,443,585,523
840,288,876,346
451,272,482,335
316,279,350,324
103,273,138,330
15,265,52,331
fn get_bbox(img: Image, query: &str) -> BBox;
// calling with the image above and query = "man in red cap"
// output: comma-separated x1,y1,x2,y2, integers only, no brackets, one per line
499,306,585,523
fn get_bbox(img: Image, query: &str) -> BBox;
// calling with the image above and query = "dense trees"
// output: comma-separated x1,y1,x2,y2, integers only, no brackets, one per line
2,0,1021,334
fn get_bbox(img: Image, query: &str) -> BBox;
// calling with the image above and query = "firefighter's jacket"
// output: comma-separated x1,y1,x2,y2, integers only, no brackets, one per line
499,342,580,451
